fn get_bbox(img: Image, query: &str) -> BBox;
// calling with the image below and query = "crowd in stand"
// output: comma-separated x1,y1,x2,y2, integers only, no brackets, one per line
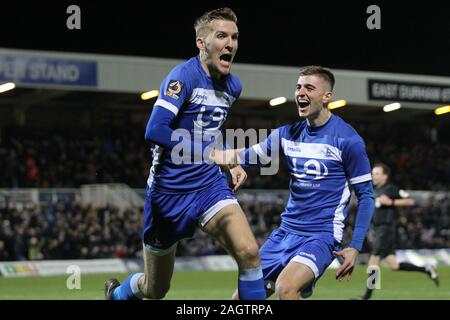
0,127,150,189
0,201,142,261
0,122,449,261
1,193,449,261
0,124,448,191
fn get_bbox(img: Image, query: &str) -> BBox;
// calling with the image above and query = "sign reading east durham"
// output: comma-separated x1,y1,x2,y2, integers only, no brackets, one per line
368,79,450,104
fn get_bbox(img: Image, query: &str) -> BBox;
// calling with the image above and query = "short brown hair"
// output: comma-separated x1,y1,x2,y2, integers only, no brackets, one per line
374,162,391,177
194,8,238,37
298,65,335,90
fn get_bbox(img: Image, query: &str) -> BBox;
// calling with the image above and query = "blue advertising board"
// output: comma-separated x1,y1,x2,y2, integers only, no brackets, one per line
0,55,98,87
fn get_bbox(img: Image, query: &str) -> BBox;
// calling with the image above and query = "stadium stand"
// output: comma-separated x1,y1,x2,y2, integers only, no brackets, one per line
0,48,449,265
1,121,448,190
1,190,449,261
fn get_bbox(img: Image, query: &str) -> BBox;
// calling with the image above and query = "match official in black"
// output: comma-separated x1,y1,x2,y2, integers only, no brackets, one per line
357,163,439,300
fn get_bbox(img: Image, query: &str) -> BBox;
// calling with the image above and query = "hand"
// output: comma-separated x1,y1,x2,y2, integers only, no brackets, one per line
378,194,394,206
229,165,247,192
209,148,244,168
334,247,359,281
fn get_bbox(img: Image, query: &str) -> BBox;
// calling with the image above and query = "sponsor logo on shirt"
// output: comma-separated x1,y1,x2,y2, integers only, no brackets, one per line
193,93,208,101
288,146,301,153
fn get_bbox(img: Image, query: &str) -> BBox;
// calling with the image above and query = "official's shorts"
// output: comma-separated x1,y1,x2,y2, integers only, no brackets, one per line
371,224,396,258
260,228,340,281
142,176,238,254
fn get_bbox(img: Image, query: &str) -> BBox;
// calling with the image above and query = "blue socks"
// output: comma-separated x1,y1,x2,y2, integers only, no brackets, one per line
238,267,266,300
111,269,266,300
112,273,144,300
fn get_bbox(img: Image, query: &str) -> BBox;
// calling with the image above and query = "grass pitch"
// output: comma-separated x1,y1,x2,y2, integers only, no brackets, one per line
0,266,448,300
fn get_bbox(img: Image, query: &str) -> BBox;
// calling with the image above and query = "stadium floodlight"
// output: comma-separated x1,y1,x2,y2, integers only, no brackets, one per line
269,97,287,106
383,102,401,112
0,82,15,93
141,90,159,100
434,105,450,115
328,100,347,110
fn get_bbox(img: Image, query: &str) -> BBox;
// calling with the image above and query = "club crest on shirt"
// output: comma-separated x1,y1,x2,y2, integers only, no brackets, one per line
165,80,184,100
324,147,333,158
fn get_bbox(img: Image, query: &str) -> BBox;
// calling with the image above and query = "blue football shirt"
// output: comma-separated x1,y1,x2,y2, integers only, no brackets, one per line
146,56,242,192
243,115,372,243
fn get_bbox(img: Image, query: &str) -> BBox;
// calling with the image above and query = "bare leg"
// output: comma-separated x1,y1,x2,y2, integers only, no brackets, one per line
203,204,260,269
384,254,400,271
275,261,315,300
203,204,264,299
138,245,177,299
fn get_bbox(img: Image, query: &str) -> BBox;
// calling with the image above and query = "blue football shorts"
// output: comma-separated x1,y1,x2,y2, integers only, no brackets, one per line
260,228,341,281
142,176,238,255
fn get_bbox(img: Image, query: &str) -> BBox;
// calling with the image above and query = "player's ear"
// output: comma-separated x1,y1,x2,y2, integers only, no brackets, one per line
323,91,332,103
196,36,206,51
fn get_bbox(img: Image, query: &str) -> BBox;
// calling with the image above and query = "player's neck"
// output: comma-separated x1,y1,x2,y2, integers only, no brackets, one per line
200,58,222,80
306,108,332,127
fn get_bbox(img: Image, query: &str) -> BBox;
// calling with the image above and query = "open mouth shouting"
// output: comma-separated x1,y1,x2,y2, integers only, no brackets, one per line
296,96,310,109
219,53,233,68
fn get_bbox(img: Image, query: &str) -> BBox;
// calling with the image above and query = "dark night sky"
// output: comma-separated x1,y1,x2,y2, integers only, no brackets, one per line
2,1,450,76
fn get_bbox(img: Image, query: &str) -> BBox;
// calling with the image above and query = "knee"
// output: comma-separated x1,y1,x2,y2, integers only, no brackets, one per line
235,242,260,266
275,281,298,300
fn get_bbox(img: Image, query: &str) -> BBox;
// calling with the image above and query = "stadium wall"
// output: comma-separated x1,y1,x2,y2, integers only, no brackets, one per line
1,188,448,209
1,47,449,110
1,249,449,277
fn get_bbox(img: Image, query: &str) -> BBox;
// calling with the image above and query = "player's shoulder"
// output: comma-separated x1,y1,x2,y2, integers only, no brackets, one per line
167,56,202,84
226,72,243,97
227,72,242,87
277,120,306,139
331,115,359,135
332,115,365,143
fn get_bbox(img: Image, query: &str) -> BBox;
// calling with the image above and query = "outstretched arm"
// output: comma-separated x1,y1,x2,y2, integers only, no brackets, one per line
335,180,374,281
378,194,415,207
209,128,281,168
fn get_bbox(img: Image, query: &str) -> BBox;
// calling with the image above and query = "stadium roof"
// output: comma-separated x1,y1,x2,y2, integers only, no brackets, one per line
1,2,450,76
1,47,449,128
